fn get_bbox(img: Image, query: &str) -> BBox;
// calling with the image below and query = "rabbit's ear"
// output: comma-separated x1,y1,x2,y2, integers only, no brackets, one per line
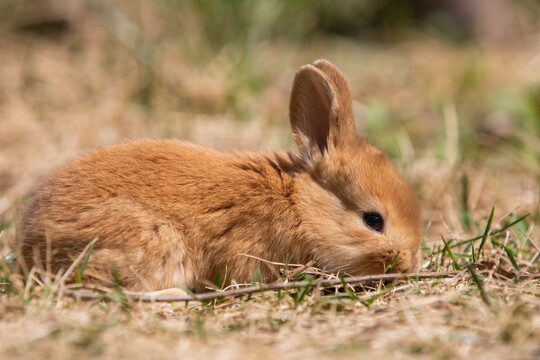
289,60,355,154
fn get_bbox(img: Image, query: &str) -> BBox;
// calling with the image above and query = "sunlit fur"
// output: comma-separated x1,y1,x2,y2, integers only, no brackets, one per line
18,60,423,291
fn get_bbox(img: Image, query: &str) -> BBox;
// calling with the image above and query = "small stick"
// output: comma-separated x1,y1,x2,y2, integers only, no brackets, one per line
64,271,463,302
282,260,316,281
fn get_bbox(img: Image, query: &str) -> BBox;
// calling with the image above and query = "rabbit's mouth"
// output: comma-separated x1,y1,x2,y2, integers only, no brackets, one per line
314,247,416,276
340,249,415,276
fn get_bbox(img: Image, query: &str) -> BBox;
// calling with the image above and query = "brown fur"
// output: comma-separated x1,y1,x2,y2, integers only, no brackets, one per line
18,60,423,291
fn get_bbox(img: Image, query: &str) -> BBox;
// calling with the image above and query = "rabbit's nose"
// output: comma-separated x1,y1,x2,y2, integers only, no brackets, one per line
388,250,413,273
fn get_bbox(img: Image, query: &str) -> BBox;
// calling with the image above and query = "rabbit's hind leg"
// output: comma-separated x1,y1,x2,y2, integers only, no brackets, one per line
46,196,194,292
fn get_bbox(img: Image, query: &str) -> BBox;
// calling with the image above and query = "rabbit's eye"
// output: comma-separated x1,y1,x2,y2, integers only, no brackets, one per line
363,213,384,232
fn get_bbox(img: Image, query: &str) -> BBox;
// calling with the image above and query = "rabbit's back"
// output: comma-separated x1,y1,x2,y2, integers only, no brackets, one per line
20,140,307,290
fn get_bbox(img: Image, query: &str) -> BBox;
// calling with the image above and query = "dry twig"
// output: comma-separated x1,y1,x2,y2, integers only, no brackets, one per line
64,271,463,302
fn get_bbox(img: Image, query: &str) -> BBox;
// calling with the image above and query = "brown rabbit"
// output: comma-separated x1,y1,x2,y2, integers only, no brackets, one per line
18,60,423,292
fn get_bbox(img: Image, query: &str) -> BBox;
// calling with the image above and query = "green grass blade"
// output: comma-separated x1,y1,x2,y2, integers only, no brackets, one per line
251,267,260,286
477,207,495,261
385,252,400,273
467,264,492,308
78,236,98,283
460,175,472,232
220,266,228,290
454,213,530,249
441,235,462,270
429,213,531,255
503,245,520,271
294,278,312,305
338,272,361,302
281,255,292,281
363,288,392,308
247,266,261,301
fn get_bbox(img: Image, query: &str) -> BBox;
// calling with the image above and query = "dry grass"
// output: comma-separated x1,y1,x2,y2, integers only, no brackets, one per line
1,1,539,359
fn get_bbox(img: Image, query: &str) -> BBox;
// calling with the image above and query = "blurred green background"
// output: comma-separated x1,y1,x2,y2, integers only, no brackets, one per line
0,0,539,234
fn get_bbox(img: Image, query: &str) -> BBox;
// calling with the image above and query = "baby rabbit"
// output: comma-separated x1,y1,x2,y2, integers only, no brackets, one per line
18,60,423,292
